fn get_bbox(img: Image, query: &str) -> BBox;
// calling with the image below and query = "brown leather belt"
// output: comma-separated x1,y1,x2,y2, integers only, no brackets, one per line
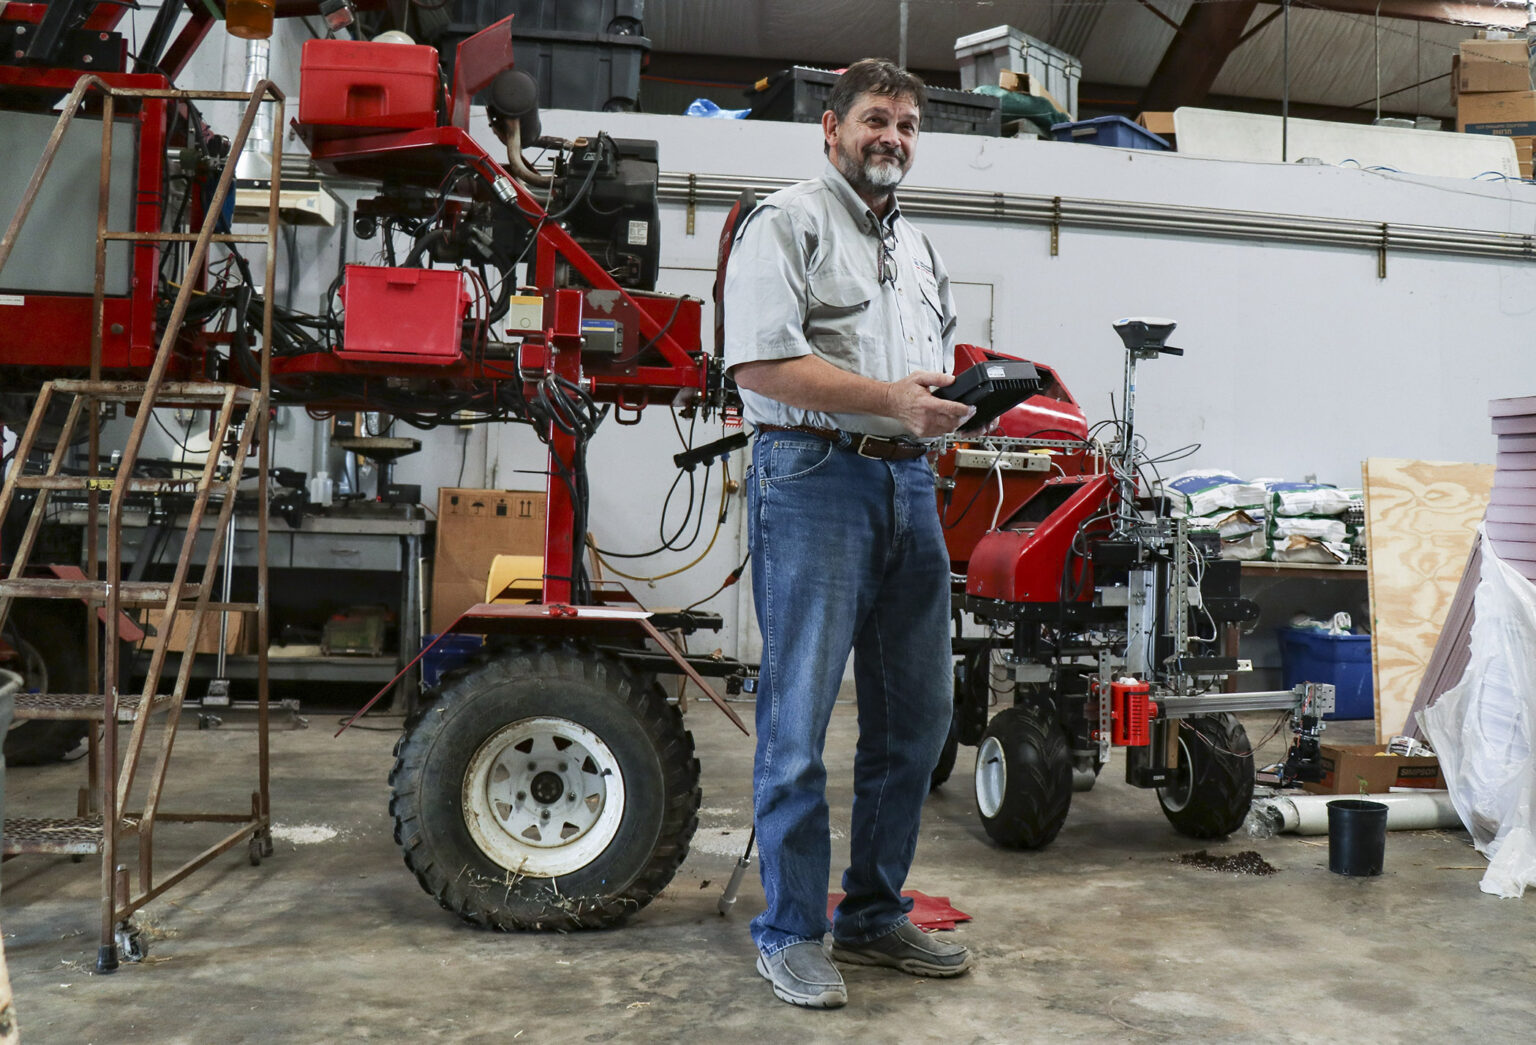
754,423,930,461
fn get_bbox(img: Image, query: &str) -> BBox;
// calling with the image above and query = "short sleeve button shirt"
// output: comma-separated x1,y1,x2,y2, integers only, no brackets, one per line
722,161,958,439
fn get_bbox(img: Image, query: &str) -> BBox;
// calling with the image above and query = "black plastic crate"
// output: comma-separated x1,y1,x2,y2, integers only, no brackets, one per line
451,0,644,37
746,66,1001,137
511,29,648,111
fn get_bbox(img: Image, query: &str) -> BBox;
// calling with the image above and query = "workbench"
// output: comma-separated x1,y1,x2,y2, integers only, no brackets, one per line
64,502,426,709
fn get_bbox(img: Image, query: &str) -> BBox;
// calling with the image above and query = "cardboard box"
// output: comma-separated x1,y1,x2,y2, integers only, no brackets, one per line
998,69,1068,116
1515,134,1535,178
1302,743,1445,795
144,609,247,655
1135,111,1177,149
431,488,546,632
1458,39,1532,95
1457,89,1536,135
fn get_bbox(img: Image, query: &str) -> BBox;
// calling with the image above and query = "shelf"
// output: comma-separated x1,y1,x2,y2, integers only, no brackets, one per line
135,652,403,684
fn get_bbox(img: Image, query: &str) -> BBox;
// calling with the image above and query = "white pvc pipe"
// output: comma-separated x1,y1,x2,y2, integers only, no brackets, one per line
1254,791,1460,836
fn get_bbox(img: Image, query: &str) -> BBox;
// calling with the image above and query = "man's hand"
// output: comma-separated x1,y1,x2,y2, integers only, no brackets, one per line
886,371,975,438
731,357,975,437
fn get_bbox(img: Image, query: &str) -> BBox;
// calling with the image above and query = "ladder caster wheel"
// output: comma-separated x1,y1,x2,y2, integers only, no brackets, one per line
112,921,147,965
261,831,274,859
249,834,263,866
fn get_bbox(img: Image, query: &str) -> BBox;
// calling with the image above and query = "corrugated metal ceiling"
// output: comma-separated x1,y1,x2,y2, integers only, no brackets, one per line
642,1,1493,118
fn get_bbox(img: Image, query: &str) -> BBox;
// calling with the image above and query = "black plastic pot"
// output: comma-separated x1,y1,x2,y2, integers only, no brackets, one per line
1328,799,1388,876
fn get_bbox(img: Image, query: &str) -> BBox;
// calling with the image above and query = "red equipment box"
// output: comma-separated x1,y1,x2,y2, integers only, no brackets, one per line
1110,678,1153,747
337,265,470,365
298,39,441,139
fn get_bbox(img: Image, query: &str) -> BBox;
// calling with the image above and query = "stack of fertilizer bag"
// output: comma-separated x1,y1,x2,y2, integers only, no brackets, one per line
1162,471,1364,563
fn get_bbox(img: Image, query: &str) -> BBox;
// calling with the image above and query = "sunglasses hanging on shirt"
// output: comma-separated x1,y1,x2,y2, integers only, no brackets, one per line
877,225,898,286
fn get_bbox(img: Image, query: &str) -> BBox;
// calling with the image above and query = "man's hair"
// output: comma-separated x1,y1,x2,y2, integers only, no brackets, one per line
826,58,927,123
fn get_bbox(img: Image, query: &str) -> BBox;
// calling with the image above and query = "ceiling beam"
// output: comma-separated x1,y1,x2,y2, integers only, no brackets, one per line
1277,0,1525,28
1139,0,1260,113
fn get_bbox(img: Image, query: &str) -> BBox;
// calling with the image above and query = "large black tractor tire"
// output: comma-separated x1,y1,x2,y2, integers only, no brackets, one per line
3,604,90,766
389,641,701,931
1156,713,1254,839
973,705,1073,850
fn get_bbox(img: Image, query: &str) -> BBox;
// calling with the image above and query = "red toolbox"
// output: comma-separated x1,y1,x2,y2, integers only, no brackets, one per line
298,39,441,138
337,265,471,365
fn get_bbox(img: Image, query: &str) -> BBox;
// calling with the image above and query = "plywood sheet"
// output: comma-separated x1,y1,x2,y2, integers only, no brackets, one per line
1364,458,1495,742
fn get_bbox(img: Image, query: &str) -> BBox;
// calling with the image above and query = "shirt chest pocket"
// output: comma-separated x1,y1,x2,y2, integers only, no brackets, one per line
806,270,875,328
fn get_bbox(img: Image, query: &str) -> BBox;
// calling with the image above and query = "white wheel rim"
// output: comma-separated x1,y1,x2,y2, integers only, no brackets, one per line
462,716,625,877
975,735,1007,818
1158,733,1195,813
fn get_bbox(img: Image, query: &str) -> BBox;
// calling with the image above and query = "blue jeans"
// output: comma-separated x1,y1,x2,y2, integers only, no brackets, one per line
747,429,953,955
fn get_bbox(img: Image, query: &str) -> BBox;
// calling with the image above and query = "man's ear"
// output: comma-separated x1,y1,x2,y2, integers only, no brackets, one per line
821,109,838,153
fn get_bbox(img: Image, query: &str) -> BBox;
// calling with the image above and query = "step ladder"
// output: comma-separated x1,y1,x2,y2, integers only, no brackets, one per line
0,75,285,973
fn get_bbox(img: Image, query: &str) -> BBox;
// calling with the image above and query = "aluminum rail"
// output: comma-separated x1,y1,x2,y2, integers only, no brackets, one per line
657,173,1536,265
1158,688,1326,717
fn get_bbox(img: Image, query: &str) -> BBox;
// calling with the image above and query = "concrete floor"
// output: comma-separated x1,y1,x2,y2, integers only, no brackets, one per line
2,698,1532,1044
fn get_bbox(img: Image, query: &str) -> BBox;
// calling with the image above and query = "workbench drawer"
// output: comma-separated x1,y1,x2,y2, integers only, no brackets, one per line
289,533,400,572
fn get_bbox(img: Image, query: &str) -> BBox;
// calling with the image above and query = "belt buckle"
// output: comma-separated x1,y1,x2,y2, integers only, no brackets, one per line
853,434,884,459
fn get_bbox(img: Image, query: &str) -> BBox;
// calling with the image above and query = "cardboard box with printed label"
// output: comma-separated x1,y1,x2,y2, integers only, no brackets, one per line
1301,743,1445,795
430,488,546,633
1457,89,1536,135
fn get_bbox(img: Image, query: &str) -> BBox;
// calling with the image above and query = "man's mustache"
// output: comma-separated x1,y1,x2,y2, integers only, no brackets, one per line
865,143,907,163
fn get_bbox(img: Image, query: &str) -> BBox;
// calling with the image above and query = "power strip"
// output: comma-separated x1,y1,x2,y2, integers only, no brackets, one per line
953,448,1053,473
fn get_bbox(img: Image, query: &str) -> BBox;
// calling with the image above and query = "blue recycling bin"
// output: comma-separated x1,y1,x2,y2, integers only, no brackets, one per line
1278,628,1374,720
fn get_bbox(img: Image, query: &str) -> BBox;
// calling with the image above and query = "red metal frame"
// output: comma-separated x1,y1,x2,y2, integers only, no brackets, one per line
300,114,714,608
965,473,1116,604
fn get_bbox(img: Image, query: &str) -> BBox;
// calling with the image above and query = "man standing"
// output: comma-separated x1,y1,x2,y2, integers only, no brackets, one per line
723,59,976,1009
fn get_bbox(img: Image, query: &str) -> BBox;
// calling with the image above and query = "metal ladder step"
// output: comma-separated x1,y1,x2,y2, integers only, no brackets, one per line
49,379,255,406
13,692,178,722
0,578,203,605
2,816,104,856
12,476,212,493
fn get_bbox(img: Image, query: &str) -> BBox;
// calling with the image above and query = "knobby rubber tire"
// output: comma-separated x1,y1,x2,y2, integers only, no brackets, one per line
3,604,90,767
1157,713,1254,839
389,641,701,931
975,704,1073,850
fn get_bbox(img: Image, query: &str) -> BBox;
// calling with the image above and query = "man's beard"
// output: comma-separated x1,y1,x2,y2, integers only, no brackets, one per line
835,141,908,195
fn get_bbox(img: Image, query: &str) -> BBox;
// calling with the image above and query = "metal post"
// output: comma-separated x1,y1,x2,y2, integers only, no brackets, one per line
899,0,909,70
1282,0,1291,163
1374,1,1383,123
206,511,236,706
93,93,119,976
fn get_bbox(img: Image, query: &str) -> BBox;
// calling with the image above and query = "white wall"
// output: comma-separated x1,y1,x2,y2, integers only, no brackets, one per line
109,33,1536,663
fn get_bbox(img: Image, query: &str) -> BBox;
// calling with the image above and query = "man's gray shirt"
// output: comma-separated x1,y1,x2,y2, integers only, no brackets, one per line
722,162,958,439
